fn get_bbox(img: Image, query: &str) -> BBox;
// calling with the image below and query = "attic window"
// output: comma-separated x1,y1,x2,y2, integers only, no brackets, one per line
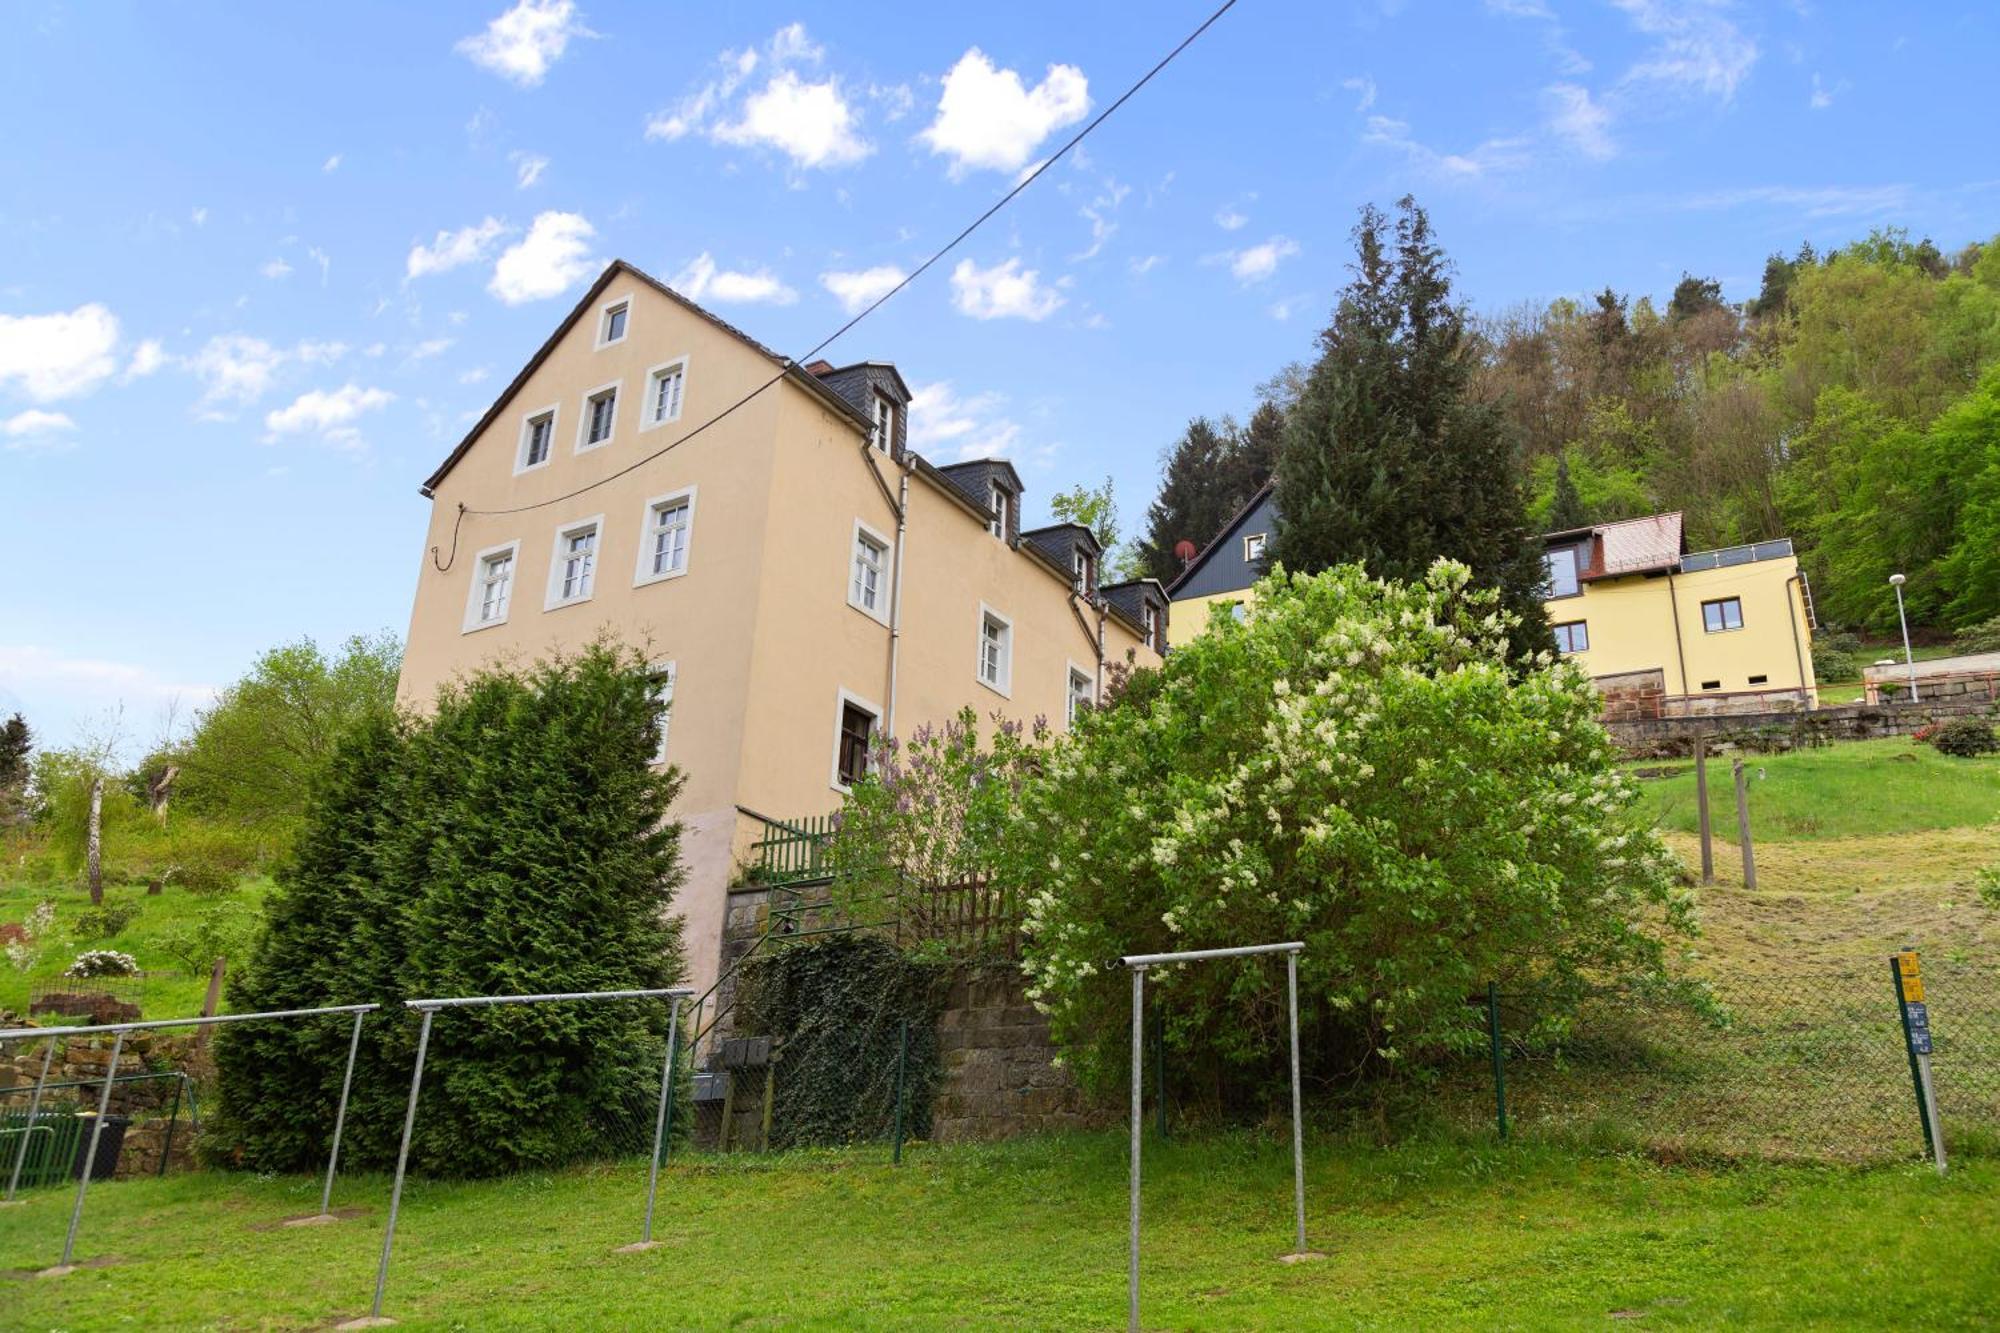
1244,532,1268,563
988,482,1010,541
598,299,630,347
872,392,896,452
1073,547,1095,595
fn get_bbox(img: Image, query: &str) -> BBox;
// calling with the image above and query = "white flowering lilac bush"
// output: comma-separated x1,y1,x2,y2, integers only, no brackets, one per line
1006,562,1694,1089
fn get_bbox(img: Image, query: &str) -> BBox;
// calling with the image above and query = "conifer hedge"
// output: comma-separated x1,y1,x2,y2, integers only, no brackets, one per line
209,644,687,1178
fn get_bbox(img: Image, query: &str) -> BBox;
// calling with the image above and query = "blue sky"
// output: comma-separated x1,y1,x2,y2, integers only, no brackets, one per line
3,0,1995,757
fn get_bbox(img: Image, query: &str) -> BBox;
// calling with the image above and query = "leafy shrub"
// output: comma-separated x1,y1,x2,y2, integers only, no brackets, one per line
1811,630,1862,683
64,949,139,978
1003,563,1694,1093
72,900,142,941
210,644,688,1179
1955,615,2000,655
159,899,261,975
1933,718,2000,758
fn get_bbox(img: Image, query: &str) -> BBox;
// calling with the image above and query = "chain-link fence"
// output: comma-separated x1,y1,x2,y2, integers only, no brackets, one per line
1458,959,1999,1164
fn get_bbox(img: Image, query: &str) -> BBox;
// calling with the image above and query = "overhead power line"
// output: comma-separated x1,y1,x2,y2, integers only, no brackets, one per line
433,0,1241,567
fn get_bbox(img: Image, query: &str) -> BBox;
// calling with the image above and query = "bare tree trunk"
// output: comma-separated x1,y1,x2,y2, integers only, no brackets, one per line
195,957,227,1054
87,777,104,906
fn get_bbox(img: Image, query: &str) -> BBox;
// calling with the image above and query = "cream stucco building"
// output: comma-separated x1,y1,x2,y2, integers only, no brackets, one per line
397,261,1168,1000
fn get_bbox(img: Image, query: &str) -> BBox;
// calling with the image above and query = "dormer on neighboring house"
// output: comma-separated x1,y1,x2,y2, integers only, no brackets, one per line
1021,522,1103,597
807,360,912,457
935,460,1024,545
1103,578,1171,655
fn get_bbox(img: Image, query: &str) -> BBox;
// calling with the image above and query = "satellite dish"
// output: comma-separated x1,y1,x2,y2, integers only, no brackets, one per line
1173,539,1198,565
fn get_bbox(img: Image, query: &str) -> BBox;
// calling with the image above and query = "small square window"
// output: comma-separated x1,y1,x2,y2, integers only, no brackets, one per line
1702,597,1744,633
977,606,1012,694
579,384,618,450
599,300,629,347
1244,532,1268,563
1553,620,1589,653
851,525,889,618
518,407,557,472
636,490,695,585
547,517,601,608
644,360,687,429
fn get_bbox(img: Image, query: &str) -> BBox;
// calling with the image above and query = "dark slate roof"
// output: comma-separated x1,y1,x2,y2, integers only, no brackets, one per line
1102,578,1169,645
1021,521,1102,570
812,362,913,457
1165,481,1277,598
934,460,1025,542
420,259,872,496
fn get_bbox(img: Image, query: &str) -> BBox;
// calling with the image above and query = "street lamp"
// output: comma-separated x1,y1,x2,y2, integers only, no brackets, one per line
1889,573,1919,703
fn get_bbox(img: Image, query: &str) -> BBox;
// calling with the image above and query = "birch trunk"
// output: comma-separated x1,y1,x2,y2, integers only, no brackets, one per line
87,776,104,905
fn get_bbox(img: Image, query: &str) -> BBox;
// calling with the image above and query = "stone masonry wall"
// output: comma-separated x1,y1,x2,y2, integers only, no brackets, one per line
1608,696,1996,757
931,966,1107,1143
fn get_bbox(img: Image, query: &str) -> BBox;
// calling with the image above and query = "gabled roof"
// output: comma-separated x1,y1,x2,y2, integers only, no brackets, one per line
811,359,913,403
419,258,872,497
1165,480,1275,597
1544,511,1686,579
1021,521,1102,561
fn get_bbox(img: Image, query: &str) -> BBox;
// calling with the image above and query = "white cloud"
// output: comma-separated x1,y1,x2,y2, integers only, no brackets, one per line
460,366,491,385
920,49,1090,177
1225,236,1300,284
1612,0,1758,101
512,151,550,188
260,258,293,280
188,334,288,407
1341,76,1377,112
407,217,509,281
1214,207,1249,231
406,338,456,363
1546,83,1616,160
1267,294,1310,322
949,258,1064,321
263,383,395,448
322,153,342,173
670,252,797,306
647,46,759,141
456,0,591,88
1128,254,1165,276
125,339,166,379
1,408,78,449
0,646,218,740
1361,114,1533,178
714,69,871,169
907,381,1021,462
191,206,208,227
1680,184,1909,218
820,265,907,314
0,304,121,402
489,212,598,304
1072,178,1128,261
1808,72,1843,110
296,339,350,366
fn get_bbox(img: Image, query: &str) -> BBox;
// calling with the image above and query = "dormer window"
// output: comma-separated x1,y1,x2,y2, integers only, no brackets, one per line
598,299,630,348
872,392,896,452
1073,547,1095,596
1143,601,1161,651
989,482,1010,540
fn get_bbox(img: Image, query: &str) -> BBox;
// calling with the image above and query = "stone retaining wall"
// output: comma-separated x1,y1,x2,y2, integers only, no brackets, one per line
931,967,1106,1143
1609,697,1995,757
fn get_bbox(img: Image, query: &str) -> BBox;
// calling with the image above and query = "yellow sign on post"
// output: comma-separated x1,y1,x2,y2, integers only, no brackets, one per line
1898,951,1924,1003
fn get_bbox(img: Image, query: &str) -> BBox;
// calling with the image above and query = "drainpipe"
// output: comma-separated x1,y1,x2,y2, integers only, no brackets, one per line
1785,573,1811,708
1665,571,1691,699
885,458,912,737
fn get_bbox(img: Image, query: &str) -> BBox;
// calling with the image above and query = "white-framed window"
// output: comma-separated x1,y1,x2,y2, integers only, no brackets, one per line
1067,664,1096,726
634,487,696,586
988,482,1010,540
1142,601,1162,651
830,688,882,792
596,297,631,348
1073,547,1095,595
1244,532,1268,563
545,515,603,609
650,660,677,765
641,358,688,431
976,603,1013,696
462,539,520,633
577,381,619,451
516,404,559,474
871,392,896,452
849,519,890,622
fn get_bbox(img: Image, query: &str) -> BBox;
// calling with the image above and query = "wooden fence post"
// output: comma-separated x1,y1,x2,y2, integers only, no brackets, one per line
194,957,227,1053
1693,735,1714,886
1731,759,1756,890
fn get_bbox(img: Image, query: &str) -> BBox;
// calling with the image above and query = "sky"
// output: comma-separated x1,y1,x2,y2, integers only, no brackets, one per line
3,0,1996,758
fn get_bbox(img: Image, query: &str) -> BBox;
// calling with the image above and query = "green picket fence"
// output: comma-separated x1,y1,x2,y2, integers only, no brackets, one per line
1,1106,87,1190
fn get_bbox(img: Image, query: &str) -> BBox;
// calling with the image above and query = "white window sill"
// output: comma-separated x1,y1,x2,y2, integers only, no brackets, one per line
637,414,682,435
634,566,690,590
976,675,1012,701
512,457,553,478
461,616,510,636
544,594,596,613
848,596,889,627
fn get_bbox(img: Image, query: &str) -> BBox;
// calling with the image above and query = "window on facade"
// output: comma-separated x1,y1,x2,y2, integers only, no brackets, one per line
520,410,555,470
852,529,887,614
1544,546,1581,598
553,522,598,603
1701,680,1722,691
650,662,677,764
1702,597,1744,633
872,393,896,452
1748,674,1768,685
645,496,691,579
1244,532,1268,563
475,549,514,624
646,362,686,427
837,702,874,788
1067,668,1094,725
988,482,1009,540
600,300,629,346
1143,602,1161,651
1073,548,1095,595
582,385,618,448
978,609,1012,692
1552,620,1589,653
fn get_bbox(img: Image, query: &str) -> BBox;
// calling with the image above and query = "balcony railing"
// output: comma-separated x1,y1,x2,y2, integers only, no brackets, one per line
1679,538,1794,573
741,808,836,885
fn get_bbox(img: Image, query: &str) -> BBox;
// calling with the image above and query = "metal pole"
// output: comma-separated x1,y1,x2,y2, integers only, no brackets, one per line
1154,1014,1167,1141
1732,759,1757,890
639,997,682,1247
1693,734,1714,885
1286,951,1305,1256
5,1034,56,1202
369,1007,435,1321
1893,581,1919,702
320,1008,368,1217
1128,965,1144,1333
158,1074,185,1179
1487,982,1508,1141
891,1019,909,1166
59,1028,124,1270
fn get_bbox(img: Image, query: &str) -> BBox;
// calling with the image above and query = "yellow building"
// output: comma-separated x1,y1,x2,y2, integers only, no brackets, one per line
1166,495,1816,714
398,260,1168,999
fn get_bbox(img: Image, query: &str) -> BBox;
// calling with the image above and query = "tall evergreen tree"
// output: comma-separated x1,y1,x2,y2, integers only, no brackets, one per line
0,713,30,828
1546,452,1588,531
1136,417,1272,582
1269,197,1548,659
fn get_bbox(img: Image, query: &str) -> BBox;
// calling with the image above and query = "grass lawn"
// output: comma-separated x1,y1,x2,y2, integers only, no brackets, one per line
0,1133,1994,1330
0,876,271,1020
